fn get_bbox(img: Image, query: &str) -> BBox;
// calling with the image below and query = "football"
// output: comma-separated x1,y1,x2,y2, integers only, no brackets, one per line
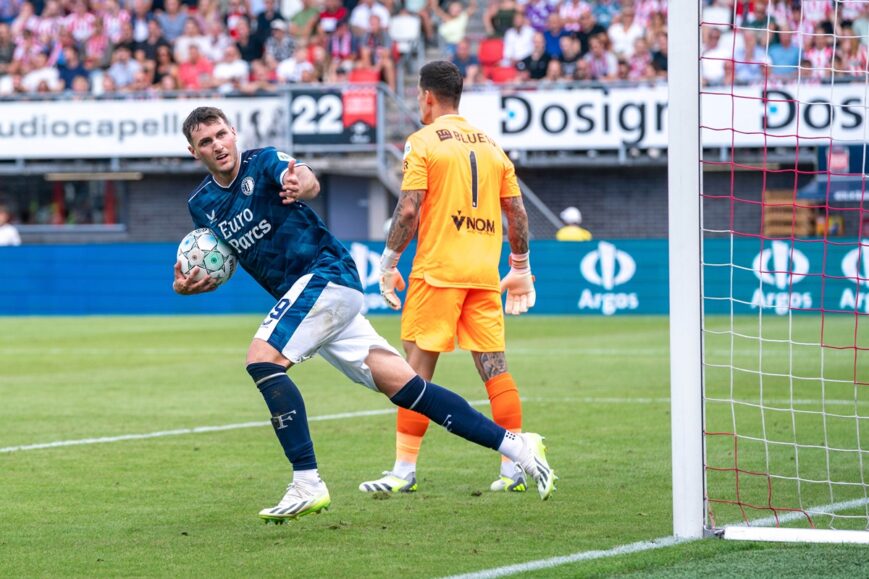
177,228,237,285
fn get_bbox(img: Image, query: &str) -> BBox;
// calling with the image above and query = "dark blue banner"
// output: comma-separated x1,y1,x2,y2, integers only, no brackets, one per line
2,239,868,316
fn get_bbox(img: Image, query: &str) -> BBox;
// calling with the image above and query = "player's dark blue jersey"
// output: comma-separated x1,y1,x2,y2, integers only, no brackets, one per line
187,147,362,298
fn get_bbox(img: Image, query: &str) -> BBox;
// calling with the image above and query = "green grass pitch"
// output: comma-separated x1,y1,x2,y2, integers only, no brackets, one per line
1,315,867,577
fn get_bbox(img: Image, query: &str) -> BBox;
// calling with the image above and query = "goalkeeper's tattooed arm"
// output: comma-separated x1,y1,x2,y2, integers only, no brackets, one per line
387,189,425,252
500,195,530,255
380,189,425,310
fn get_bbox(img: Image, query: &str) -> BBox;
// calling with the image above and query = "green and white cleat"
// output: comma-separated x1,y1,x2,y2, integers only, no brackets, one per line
490,466,527,492
358,471,418,493
258,482,331,523
516,433,557,500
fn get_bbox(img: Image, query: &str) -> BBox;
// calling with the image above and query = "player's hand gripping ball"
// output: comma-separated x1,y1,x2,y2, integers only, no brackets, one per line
177,228,238,286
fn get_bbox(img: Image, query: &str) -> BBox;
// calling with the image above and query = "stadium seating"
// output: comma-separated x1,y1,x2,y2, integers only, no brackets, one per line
477,37,504,79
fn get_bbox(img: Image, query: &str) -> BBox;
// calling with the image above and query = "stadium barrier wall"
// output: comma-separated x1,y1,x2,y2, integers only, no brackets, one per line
1,238,867,316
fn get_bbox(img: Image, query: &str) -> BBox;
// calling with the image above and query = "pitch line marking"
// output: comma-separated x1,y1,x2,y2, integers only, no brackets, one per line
0,400,489,454
441,536,688,579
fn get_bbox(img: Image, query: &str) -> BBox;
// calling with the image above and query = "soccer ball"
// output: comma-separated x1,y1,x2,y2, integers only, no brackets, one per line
177,228,237,285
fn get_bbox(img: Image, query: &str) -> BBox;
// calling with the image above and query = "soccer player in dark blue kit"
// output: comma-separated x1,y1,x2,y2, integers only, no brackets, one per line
173,106,556,522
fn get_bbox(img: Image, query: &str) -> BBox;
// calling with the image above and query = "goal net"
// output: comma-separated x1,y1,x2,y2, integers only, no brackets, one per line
670,0,869,543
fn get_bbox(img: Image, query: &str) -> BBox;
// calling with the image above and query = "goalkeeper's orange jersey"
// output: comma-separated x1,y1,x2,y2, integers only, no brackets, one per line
400,114,521,290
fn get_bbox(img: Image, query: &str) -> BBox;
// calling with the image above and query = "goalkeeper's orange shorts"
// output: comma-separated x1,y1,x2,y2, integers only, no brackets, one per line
400,277,505,353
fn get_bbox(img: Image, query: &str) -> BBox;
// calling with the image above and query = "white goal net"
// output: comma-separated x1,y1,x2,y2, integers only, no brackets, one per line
670,0,869,542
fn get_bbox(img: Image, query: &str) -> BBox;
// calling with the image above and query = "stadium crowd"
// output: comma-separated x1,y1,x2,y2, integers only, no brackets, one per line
0,0,675,96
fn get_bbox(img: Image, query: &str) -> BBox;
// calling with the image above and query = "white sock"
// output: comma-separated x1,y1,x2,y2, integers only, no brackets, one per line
497,431,524,463
293,468,322,488
501,460,520,478
392,460,416,478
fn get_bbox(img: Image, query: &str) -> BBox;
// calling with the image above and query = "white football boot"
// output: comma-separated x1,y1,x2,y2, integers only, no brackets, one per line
358,471,418,493
258,481,331,523
514,433,557,500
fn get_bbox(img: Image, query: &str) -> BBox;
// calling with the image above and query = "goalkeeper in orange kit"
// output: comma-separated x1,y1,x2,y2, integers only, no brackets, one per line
359,60,541,494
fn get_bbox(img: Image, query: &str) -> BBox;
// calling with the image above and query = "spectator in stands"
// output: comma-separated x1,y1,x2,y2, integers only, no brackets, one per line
37,1,64,40
766,26,797,78
0,204,21,246
559,34,580,77
126,67,153,92
0,23,14,75
431,0,476,58
136,18,171,61
740,0,770,30
64,0,96,43
451,37,479,84
502,10,534,64
402,0,434,45
224,0,249,39
516,31,550,80
0,0,22,25
84,16,112,68
583,34,617,80
645,10,666,47
157,0,187,42
483,0,516,38
107,44,142,88
71,72,90,94
524,0,553,32
264,18,293,62
253,0,282,44
543,11,567,58
174,18,209,62
11,1,36,38
803,23,833,80
837,27,867,77
22,49,61,92
592,0,620,28
701,26,728,85
276,49,312,82
651,30,667,77
328,19,354,67
351,43,394,90
113,20,137,54
359,13,391,53
241,57,276,93
152,42,176,85
575,10,606,56
854,9,869,48
58,45,88,89
628,36,653,80
212,42,248,92
102,0,131,45
350,0,390,37
129,0,154,43
289,0,319,42
0,71,24,94
204,17,233,62
318,0,347,35
560,0,589,33
608,4,643,58
539,58,564,84
175,41,211,88
734,29,769,84
556,206,592,241
12,29,42,74
235,16,263,61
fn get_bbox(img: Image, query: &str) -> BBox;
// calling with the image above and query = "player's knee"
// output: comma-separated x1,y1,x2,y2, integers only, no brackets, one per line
246,338,288,366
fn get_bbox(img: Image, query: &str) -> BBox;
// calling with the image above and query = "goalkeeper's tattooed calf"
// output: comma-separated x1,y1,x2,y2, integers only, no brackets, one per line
473,351,508,381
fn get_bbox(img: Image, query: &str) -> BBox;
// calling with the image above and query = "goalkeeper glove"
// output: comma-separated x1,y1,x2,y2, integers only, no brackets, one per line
379,248,406,310
500,252,536,315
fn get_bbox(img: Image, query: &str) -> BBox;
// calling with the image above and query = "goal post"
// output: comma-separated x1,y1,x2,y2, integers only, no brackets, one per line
668,0,869,543
668,0,705,541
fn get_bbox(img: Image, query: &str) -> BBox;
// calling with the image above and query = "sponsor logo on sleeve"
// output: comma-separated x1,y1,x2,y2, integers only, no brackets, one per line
436,129,453,141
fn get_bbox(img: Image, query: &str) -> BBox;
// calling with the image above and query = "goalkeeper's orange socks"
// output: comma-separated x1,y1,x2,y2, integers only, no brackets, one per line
391,372,524,478
485,373,524,477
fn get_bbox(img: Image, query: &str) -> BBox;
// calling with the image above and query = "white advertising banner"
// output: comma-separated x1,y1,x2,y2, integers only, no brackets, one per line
0,97,288,159
459,83,869,151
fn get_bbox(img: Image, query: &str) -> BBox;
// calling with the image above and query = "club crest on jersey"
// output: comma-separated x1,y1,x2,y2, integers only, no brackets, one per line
277,151,292,162
241,176,255,196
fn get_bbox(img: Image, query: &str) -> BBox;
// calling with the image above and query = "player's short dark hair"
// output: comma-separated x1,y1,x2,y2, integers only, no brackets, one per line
183,106,231,144
419,60,463,108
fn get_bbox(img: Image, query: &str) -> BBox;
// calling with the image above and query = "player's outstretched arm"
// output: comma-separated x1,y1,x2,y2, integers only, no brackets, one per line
172,261,218,295
499,195,536,315
379,188,425,310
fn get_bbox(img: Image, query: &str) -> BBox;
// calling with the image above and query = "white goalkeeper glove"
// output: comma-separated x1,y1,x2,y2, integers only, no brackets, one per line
500,252,536,315
379,248,406,310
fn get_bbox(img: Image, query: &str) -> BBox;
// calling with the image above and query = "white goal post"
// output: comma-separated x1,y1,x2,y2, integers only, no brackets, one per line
668,0,869,543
